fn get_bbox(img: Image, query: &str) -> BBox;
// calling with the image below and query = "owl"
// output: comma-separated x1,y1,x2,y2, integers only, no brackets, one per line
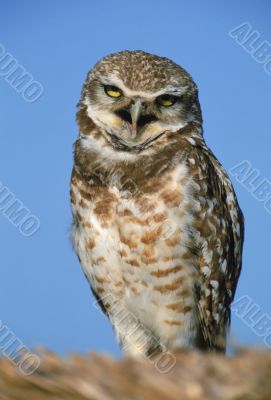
70,50,244,358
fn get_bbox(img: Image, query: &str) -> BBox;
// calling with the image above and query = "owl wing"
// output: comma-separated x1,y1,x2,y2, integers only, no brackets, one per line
187,141,244,351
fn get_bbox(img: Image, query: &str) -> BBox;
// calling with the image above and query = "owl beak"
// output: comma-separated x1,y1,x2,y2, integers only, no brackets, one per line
129,99,142,137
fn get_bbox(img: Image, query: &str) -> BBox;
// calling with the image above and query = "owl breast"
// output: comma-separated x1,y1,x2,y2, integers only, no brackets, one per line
71,158,203,350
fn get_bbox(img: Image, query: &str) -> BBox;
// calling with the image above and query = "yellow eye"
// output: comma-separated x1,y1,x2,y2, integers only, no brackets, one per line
157,94,176,107
104,85,122,98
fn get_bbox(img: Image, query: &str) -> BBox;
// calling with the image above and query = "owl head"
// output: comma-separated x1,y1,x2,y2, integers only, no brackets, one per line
78,50,202,150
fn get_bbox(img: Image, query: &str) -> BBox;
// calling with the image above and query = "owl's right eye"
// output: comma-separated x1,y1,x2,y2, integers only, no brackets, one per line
156,94,177,107
104,85,122,98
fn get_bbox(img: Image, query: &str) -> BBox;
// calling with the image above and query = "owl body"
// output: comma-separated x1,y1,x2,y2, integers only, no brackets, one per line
70,51,244,356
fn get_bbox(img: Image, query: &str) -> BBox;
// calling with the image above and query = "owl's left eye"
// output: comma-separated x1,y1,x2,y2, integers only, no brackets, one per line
104,85,122,98
156,94,177,107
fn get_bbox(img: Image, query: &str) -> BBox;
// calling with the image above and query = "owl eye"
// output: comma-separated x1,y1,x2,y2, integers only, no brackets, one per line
104,85,122,98
157,94,177,107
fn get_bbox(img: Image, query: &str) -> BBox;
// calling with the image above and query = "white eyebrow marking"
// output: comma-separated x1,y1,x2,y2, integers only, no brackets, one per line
95,73,188,100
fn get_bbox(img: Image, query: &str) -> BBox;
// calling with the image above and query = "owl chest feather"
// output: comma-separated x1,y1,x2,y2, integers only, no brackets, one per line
71,157,202,347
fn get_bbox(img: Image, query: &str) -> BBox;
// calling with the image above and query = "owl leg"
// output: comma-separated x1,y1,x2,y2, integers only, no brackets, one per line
93,291,164,358
107,301,163,359
116,325,163,359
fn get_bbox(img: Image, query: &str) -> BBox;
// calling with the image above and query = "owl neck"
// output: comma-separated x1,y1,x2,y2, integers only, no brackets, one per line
74,114,204,187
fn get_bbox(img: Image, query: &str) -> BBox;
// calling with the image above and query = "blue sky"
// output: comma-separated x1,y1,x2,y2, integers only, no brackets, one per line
0,1,271,357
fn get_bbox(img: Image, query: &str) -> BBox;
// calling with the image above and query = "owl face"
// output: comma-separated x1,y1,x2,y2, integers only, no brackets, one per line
79,51,202,150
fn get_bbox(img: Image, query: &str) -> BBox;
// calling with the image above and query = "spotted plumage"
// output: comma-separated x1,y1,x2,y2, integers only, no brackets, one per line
70,50,244,357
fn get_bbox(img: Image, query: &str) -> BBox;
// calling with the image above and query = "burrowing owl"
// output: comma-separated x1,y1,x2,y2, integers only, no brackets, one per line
70,50,244,357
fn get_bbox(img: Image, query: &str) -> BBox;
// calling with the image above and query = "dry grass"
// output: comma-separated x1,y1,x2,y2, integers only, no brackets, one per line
0,349,271,399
